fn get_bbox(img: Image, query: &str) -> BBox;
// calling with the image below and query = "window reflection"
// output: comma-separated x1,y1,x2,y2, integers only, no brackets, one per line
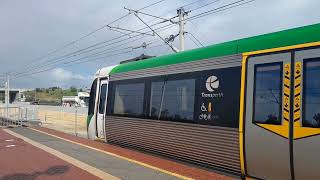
150,78,195,122
254,63,282,125
303,59,320,128
98,84,108,114
113,83,144,117
88,79,97,115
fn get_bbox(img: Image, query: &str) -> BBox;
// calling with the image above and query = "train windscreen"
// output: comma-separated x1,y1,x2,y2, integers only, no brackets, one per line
88,79,97,116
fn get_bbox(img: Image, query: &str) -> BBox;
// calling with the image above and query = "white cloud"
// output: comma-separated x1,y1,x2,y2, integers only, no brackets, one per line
51,68,90,81
11,68,92,89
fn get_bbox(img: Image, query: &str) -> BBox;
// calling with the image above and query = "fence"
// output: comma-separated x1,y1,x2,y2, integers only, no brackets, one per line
0,106,41,127
37,107,87,138
0,107,21,127
0,105,87,138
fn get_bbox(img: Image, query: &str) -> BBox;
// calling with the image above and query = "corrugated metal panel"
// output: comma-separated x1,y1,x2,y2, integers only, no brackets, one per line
110,54,242,81
105,116,240,174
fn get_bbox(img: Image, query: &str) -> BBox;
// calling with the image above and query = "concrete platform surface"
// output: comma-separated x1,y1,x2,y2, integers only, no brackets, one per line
0,128,101,180
0,127,237,180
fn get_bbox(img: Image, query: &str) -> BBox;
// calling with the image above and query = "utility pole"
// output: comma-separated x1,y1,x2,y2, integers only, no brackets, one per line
177,7,187,52
122,6,188,52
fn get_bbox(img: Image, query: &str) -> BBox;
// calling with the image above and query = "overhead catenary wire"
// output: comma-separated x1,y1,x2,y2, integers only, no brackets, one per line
186,33,200,47
187,0,256,46
108,26,155,36
14,23,176,76
124,7,177,24
13,41,169,80
137,0,166,11
187,0,221,12
133,13,179,53
12,0,256,80
62,39,159,65
14,0,166,73
31,0,209,67
22,0,254,72
13,24,176,78
13,50,133,80
13,14,177,75
13,0,214,76
144,43,169,55
179,0,205,9
13,21,176,77
187,32,204,47
16,42,170,80
122,0,252,52
15,0,255,78
187,21,209,45
112,0,224,50
186,0,256,22
129,0,201,26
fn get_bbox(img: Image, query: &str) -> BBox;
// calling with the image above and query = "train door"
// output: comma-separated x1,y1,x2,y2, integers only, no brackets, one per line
96,79,108,139
293,47,320,179
244,52,292,179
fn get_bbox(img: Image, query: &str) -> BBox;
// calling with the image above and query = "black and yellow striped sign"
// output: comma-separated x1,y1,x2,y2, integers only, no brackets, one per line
283,63,291,122
293,61,320,139
294,62,302,123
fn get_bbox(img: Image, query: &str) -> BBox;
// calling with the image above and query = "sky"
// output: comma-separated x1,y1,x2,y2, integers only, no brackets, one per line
0,0,319,89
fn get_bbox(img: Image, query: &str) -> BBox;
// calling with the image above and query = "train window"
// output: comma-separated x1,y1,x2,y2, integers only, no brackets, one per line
303,59,320,128
98,84,108,114
150,78,195,122
113,83,145,117
253,63,282,125
88,79,97,116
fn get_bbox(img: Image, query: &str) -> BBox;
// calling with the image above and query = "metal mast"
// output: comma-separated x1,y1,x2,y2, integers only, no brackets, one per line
177,7,187,51
5,74,10,117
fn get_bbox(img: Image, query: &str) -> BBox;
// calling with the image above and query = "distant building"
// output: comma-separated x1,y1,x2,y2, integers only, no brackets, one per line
62,92,90,107
0,88,31,103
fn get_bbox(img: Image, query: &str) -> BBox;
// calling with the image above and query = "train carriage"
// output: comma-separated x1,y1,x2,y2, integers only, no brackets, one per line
87,23,320,179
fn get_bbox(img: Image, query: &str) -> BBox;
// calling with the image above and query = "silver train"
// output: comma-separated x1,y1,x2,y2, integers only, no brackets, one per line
87,23,320,179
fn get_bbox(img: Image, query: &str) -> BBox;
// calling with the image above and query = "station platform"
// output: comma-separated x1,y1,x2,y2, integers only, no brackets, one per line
0,127,237,180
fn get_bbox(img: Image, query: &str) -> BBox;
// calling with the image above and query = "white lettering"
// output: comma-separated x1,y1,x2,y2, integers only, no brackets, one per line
201,92,224,98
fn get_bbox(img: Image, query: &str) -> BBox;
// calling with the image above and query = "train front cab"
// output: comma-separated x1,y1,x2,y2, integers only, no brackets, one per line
240,42,320,179
87,77,109,141
95,77,109,140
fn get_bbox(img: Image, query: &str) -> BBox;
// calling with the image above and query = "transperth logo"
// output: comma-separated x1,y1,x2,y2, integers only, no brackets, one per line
206,76,219,92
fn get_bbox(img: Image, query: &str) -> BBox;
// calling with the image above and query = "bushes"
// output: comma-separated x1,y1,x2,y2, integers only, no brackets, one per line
24,87,79,104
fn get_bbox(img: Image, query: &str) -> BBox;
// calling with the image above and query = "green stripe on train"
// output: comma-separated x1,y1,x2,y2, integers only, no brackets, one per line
110,23,320,74
87,114,93,128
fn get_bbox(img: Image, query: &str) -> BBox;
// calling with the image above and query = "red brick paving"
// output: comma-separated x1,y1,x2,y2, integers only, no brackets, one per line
33,127,237,180
0,128,101,180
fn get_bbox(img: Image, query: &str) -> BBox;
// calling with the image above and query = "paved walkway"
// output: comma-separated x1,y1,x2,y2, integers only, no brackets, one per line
0,129,101,180
0,127,237,180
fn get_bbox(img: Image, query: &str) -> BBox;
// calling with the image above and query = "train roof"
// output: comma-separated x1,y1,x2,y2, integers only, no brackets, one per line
95,65,118,78
110,23,320,75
